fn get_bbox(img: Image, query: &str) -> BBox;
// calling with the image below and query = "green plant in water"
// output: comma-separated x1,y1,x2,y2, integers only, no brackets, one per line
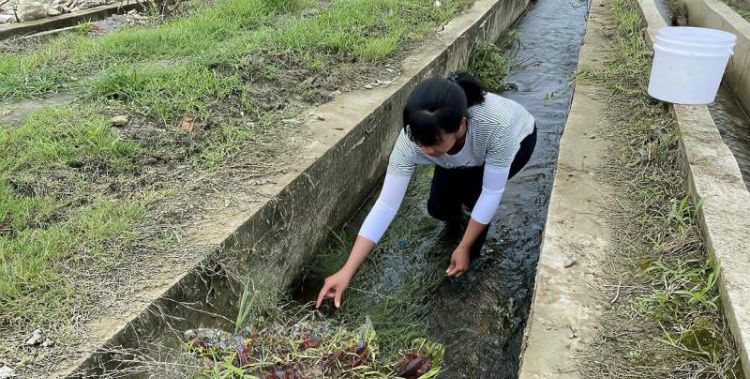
468,29,519,92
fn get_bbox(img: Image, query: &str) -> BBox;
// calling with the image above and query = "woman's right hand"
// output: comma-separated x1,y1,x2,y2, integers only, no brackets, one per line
316,269,353,309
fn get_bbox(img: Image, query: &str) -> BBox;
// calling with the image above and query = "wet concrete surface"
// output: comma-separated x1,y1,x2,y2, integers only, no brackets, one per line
653,0,672,21
301,1,591,378
709,84,750,190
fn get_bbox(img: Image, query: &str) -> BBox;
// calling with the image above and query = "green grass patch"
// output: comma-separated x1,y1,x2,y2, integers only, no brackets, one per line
0,105,148,329
0,0,307,99
91,62,245,124
0,198,146,328
1,106,140,174
468,29,519,92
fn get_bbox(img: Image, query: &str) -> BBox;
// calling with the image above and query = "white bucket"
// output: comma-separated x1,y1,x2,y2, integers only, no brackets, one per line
657,26,736,45
647,27,736,104
655,35,733,54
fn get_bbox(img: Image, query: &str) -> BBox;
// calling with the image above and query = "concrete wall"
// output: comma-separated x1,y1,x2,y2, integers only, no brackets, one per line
683,0,750,115
639,0,750,376
56,0,531,377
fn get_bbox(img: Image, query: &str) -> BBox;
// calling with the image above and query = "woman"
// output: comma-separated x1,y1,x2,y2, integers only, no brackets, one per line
317,72,537,308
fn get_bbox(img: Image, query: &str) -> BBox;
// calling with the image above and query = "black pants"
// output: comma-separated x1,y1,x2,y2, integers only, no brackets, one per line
427,125,537,259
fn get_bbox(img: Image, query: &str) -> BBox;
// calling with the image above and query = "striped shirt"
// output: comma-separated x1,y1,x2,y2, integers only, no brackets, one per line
387,92,535,176
357,92,535,243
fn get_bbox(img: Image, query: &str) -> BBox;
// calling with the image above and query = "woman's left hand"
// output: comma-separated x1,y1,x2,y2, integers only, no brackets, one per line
446,246,471,277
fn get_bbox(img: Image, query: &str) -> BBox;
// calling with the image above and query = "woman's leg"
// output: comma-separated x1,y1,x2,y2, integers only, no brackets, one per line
427,166,464,223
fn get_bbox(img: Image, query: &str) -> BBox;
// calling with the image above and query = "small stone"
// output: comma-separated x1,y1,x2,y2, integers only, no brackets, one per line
0,15,15,24
127,9,137,14
25,329,44,346
41,338,55,348
363,84,373,90
47,8,61,16
53,0,66,4
316,115,325,121
329,90,342,97
434,0,441,6
563,258,577,268
0,366,14,379
110,115,129,127
17,2,48,22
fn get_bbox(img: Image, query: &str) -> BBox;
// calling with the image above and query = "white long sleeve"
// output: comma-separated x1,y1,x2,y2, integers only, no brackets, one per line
358,174,412,243
470,164,510,224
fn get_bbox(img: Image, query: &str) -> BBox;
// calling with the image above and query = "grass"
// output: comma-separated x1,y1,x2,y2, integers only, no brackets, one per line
0,0,477,370
0,105,147,329
467,29,519,92
576,0,742,377
91,62,246,125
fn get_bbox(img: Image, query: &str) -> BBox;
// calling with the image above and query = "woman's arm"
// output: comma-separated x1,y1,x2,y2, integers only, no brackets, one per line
317,173,411,308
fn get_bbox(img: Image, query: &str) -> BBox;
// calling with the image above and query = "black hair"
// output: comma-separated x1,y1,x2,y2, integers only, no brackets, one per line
403,71,486,146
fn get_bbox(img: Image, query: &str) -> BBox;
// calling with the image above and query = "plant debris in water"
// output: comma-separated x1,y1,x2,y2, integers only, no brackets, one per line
184,313,443,379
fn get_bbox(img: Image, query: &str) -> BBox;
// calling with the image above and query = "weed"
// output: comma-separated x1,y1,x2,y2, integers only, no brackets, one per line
468,30,519,92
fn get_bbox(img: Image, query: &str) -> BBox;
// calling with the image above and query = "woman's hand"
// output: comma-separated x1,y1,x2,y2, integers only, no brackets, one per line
316,269,353,309
446,246,471,277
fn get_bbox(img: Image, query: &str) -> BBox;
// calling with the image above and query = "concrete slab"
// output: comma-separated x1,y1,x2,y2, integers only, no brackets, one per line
0,0,155,40
638,0,750,376
672,104,750,377
683,0,750,115
48,0,532,377
517,1,617,377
